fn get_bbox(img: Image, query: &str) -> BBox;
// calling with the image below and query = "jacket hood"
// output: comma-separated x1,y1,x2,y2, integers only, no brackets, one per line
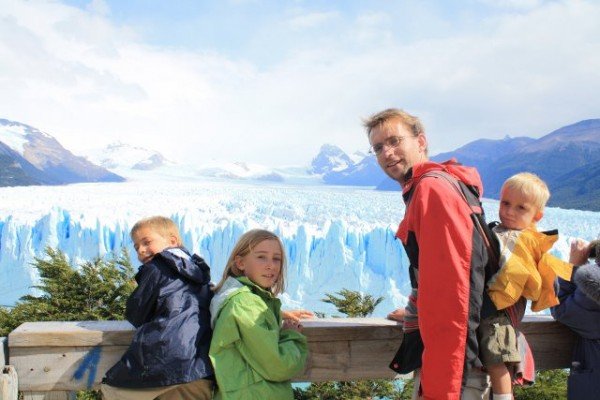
574,263,600,306
153,247,211,285
210,276,244,328
407,159,484,198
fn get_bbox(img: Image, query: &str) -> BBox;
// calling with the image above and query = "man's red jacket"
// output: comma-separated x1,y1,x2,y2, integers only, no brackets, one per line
396,160,486,400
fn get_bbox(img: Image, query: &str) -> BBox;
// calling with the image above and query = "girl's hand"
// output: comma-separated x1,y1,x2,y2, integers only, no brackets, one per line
282,309,315,323
387,308,406,322
570,239,590,266
282,319,303,332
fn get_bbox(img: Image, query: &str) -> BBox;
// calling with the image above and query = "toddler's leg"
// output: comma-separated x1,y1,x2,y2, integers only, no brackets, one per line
487,363,512,399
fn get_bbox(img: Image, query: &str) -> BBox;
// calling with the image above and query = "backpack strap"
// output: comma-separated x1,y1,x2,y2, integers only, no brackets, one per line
417,171,527,326
418,171,500,272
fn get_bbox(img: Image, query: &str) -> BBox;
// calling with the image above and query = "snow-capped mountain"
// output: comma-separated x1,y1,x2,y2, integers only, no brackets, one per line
323,155,391,187
310,144,354,174
196,161,284,182
84,141,323,185
0,119,124,186
85,142,173,171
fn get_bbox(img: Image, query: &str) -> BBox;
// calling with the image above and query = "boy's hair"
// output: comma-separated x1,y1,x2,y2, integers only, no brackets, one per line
363,108,428,155
214,229,286,295
130,216,183,247
502,172,550,211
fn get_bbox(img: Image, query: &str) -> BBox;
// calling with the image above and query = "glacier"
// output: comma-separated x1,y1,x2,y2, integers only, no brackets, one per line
1,179,599,316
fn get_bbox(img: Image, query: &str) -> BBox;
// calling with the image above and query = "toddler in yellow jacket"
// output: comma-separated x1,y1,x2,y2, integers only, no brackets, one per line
480,172,575,400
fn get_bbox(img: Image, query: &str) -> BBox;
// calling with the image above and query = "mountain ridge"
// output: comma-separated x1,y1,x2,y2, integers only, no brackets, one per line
0,118,124,186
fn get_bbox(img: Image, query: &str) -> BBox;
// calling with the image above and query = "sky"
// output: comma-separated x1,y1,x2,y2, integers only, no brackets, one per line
1,0,599,167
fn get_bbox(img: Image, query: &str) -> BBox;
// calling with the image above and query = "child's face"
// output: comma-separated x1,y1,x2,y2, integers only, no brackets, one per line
235,239,282,290
499,187,542,230
132,226,178,264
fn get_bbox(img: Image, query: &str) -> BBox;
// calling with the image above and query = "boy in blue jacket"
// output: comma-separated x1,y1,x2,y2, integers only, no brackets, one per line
551,239,600,399
101,216,214,400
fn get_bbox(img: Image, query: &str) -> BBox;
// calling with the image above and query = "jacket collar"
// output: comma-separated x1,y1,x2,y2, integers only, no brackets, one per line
209,276,277,328
236,276,276,300
402,159,484,199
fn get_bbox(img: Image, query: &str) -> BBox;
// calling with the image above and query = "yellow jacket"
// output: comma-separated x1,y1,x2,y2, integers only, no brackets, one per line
488,226,572,312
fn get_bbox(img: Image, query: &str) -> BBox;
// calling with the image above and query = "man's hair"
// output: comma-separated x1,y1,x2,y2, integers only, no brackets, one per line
502,172,550,211
213,229,286,295
130,216,183,247
363,108,425,138
363,108,427,155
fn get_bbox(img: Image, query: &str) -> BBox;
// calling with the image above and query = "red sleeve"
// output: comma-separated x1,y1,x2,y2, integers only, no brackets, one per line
410,178,474,400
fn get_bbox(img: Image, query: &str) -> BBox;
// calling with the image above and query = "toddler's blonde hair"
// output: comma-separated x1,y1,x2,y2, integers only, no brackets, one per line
502,172,550,211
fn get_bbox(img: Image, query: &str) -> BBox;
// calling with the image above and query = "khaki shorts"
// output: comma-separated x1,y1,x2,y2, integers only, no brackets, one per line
478,312,520,367
101,378,213,400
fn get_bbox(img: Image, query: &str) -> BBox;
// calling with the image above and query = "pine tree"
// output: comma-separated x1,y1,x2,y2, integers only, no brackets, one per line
0,247,135,336
0,247,136,399
323,289,384,318
294,289,411,399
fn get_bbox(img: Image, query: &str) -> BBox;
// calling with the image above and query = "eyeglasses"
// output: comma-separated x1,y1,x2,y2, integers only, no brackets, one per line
369,135,409,155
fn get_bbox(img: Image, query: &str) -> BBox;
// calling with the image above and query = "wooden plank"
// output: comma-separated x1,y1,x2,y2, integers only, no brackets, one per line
9,319,401,347
7,316,578,392
11,346,128,391
520,315,577,370
297,340,350,382
21,392,70,400
1,365,18,400
302,318,402,342
347,339,401,379
9,321,134,348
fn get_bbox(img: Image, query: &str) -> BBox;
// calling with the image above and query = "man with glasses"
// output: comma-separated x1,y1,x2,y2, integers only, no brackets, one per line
365,108,490,399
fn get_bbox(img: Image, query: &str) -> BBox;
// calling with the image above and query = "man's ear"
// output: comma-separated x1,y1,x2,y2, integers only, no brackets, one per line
418,133,428,153
534,210,544,222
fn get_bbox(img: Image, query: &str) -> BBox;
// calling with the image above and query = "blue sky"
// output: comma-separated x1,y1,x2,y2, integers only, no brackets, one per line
1,0,599,166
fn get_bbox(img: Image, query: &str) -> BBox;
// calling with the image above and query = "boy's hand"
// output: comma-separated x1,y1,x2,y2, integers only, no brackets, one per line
569,239,590,266
282,309,315,323
282,319,303,332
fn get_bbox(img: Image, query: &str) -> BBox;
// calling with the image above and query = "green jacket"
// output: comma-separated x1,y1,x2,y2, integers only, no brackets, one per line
209,277,308,400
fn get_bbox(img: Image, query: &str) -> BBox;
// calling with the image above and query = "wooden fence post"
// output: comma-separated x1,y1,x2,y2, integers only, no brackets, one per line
0,366,19,400
1,337,18,400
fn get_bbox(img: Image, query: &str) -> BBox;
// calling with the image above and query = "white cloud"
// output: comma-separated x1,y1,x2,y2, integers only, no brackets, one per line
0,0,599,166
478,0,545,11
287,11,339,30
86,0,110,17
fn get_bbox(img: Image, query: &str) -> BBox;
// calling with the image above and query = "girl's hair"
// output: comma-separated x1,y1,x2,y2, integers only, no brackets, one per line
214,229,286,295
502,172,550,211
130,216,183,247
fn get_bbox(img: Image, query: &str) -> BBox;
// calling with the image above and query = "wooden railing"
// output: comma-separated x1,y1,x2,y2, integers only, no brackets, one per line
1,316,576,399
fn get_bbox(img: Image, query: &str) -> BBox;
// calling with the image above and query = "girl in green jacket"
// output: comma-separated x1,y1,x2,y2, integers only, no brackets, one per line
209,229,308,400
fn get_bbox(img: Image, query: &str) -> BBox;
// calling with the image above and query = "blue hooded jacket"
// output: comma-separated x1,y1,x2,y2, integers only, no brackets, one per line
104,247,214,388
552,262,600,399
